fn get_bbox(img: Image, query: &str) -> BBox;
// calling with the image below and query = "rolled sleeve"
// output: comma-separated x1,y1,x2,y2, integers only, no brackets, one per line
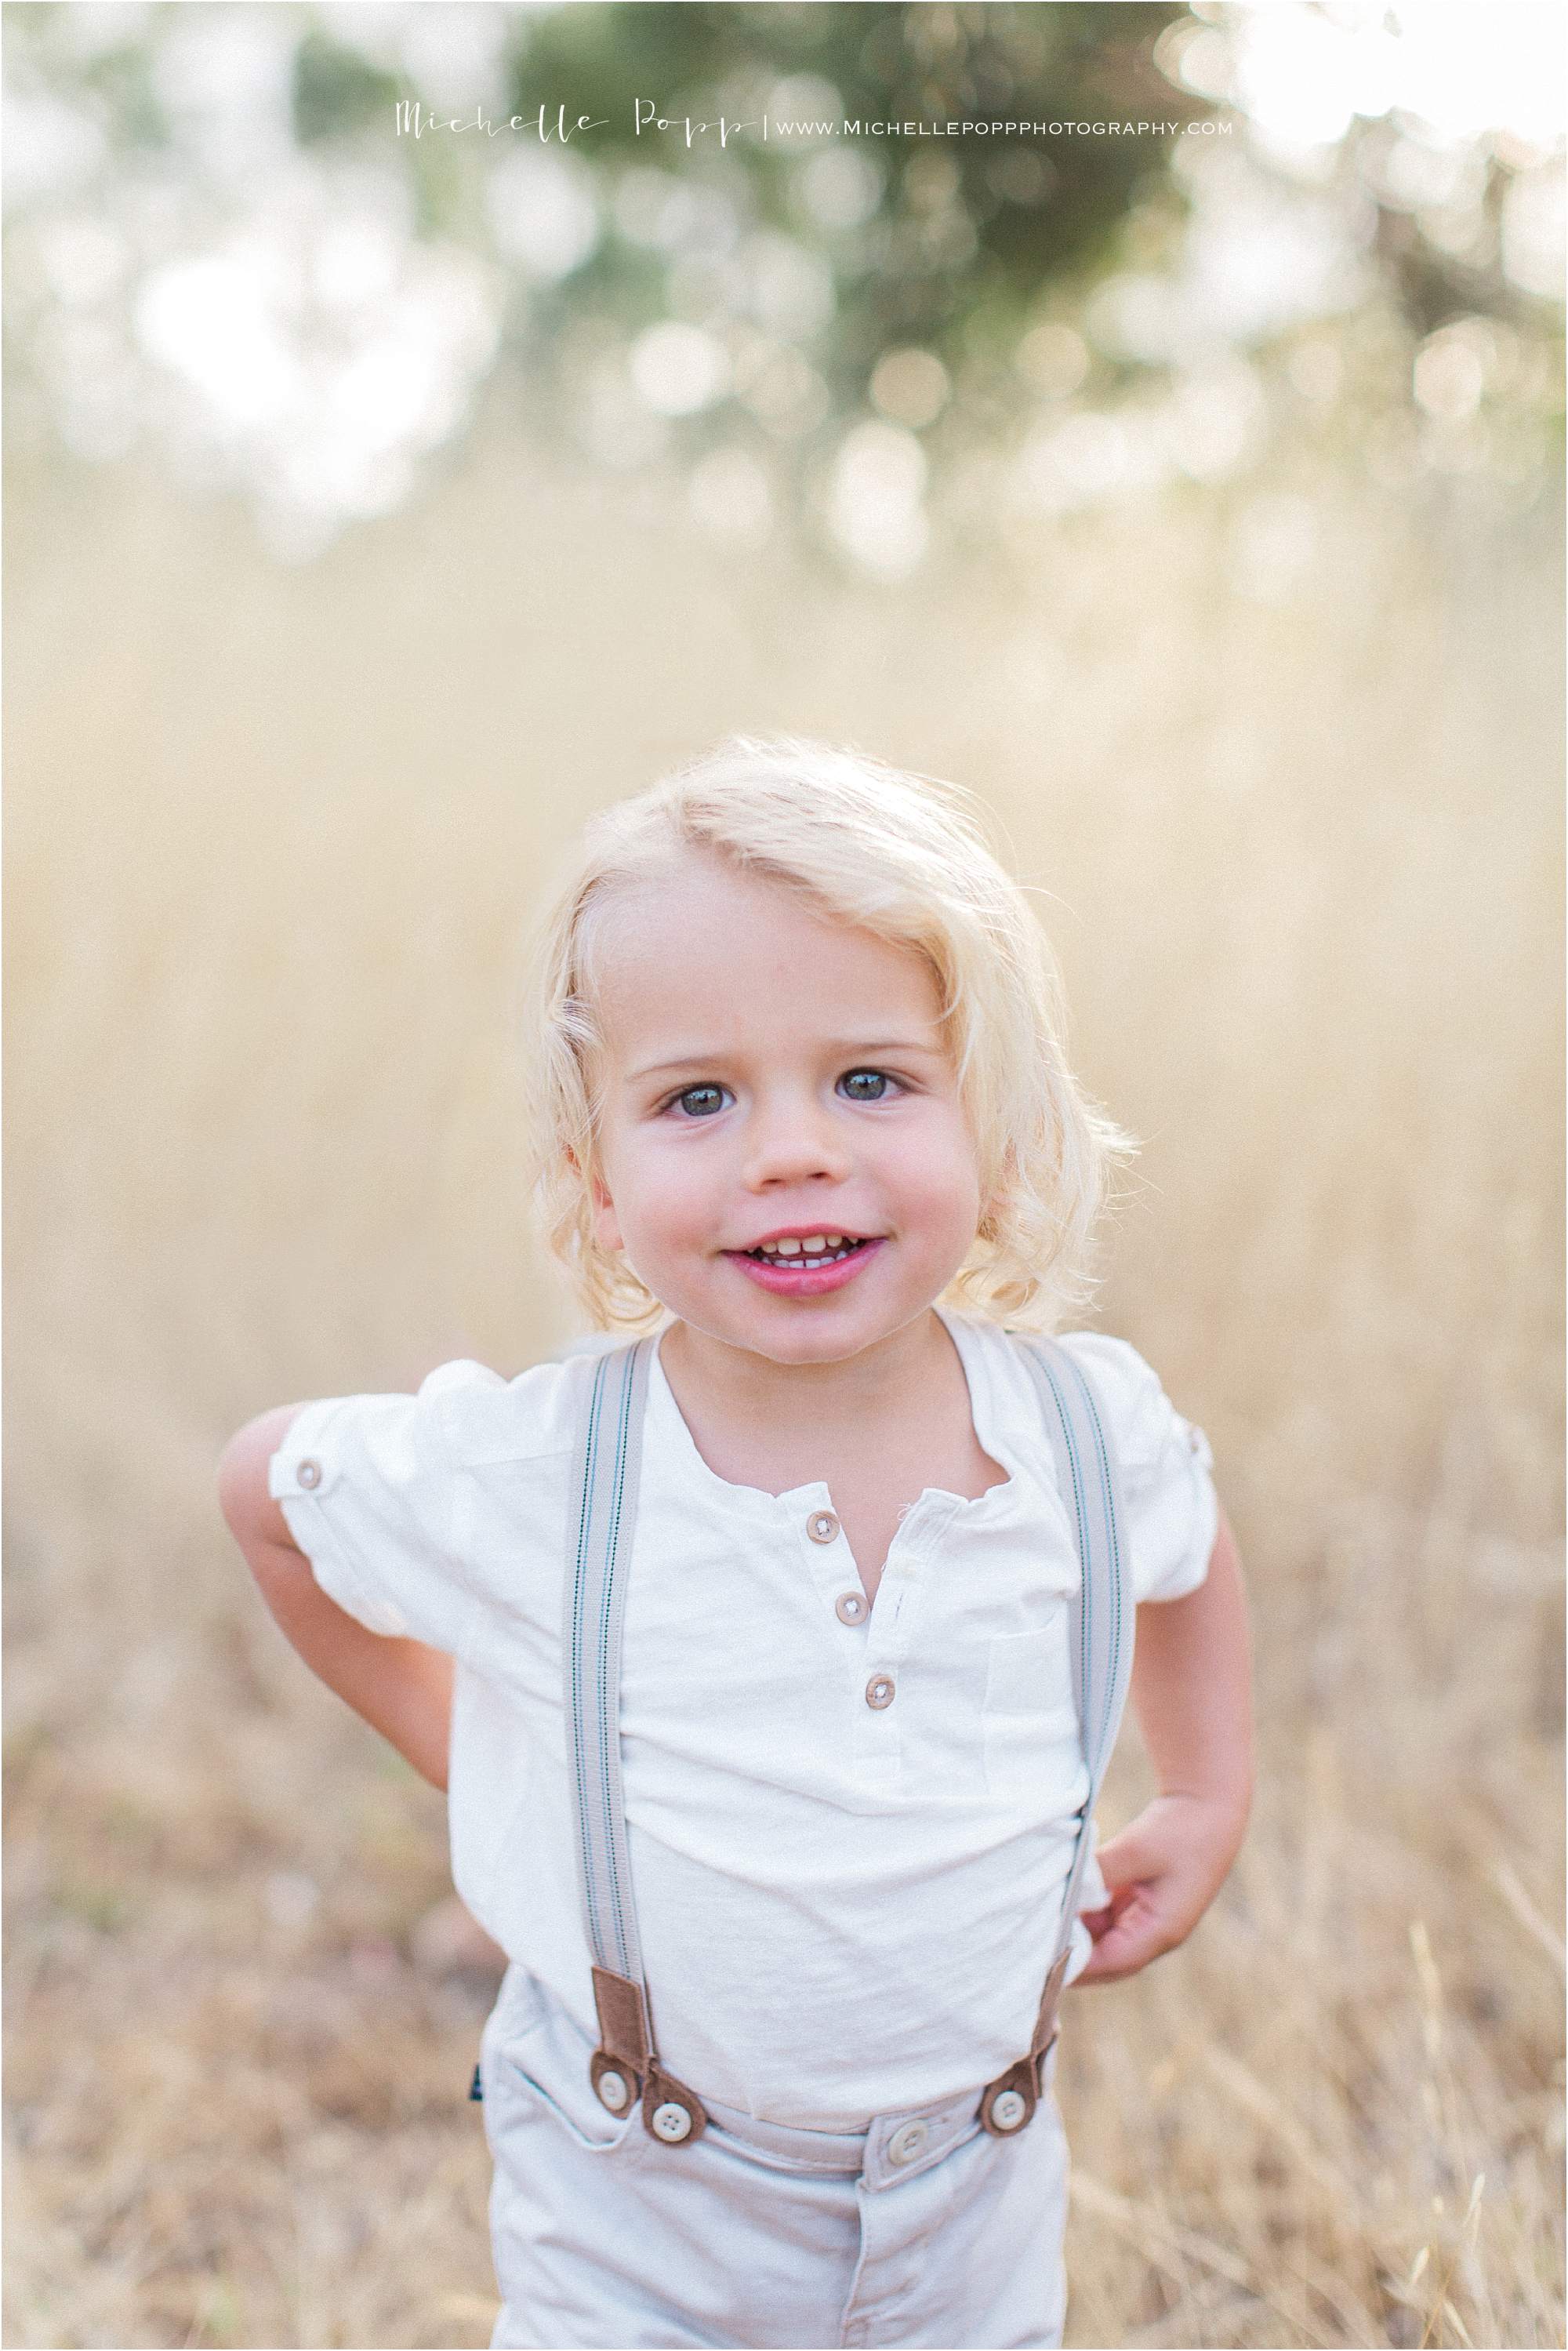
268,1372,492,1652
1058,1334,1218,1605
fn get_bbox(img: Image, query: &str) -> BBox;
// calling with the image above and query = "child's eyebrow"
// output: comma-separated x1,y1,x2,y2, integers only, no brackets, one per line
623,1052,723,1085
828,1037,948,1059
624,1036,946,1084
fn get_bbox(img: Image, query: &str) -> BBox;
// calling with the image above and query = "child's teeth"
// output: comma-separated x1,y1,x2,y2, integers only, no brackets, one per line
750,1234,866,1263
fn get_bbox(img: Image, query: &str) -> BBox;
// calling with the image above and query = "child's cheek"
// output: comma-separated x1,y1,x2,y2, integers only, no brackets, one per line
901,1121,983,1237
642,1146,719,1262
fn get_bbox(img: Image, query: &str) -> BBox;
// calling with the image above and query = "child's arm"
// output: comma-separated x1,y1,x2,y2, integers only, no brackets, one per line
217,1408,456,1792
1074,1506,1254,1983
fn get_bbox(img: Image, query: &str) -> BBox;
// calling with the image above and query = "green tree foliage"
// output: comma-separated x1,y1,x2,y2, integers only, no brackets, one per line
3,2,1560,558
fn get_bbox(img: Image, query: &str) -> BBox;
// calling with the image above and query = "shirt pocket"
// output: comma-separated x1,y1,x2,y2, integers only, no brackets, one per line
982,1627,1083,1801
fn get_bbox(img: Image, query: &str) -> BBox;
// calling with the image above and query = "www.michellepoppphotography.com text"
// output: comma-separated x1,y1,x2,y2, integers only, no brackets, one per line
392,98,1232,146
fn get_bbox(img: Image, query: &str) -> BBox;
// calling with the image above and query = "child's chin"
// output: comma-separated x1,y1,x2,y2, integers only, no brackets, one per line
732,1298,910,1367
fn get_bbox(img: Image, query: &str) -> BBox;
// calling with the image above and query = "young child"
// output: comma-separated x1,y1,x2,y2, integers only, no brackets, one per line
220,737,1253,2351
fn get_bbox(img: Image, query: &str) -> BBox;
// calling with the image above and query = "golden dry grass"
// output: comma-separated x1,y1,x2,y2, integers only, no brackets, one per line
5,413,1563,2349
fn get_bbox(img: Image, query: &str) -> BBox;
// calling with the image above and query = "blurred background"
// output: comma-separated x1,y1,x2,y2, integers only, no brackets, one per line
4,4,1563,2346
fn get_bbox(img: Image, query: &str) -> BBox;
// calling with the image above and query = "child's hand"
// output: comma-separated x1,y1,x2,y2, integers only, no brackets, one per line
1073,1791,1247,1983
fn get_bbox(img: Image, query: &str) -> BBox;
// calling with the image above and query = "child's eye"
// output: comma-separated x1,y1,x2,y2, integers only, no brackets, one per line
668,1083,731,1119
838,1069,896,1103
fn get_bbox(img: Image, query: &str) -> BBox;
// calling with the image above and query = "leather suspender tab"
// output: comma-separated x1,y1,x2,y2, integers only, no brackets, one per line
980,1947,1072,2136
590,1965,650,2114
641,2065,709,2145
590,1964,708,2143
592,1965,651,2071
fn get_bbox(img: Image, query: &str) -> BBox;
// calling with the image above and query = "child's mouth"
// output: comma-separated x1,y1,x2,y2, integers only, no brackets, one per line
726,1234,884,1295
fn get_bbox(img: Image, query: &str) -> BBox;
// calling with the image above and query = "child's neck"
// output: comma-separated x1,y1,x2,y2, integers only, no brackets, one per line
659,1306,953,1444
659,1307,1002,1595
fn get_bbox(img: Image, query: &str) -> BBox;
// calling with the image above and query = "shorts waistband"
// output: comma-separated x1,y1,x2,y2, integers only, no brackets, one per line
699,2080,1007,2189
489,1966,1052,2191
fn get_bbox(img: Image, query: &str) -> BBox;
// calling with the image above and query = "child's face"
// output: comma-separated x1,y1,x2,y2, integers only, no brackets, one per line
586,855,985,1366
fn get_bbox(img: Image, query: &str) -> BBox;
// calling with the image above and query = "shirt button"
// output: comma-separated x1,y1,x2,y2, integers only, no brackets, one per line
807,1510,840,1545
835,1591,868,1626
865,1673,895,1710
296,1459,322,1491
887,2119,927,2166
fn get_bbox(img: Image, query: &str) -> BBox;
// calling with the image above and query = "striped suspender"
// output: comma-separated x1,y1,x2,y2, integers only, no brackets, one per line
564,1339,708,2145
563,1331,1133,2149
978,1335,1135,2135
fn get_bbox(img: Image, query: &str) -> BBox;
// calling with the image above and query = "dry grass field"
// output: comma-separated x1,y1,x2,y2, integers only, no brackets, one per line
5,416,1563,2349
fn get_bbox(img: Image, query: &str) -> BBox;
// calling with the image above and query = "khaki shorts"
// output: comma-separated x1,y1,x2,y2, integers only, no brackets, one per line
481,1965,1069,2351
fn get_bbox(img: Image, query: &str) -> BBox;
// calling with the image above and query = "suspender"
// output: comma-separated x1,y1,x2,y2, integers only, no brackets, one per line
564,1337,710,2144
562,1331,1134,2146
977,1335,1134,2134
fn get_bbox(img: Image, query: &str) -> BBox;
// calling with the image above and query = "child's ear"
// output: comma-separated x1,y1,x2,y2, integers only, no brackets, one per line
572,1154,623,1254
563,1144,623,1252
591,1186,623,1254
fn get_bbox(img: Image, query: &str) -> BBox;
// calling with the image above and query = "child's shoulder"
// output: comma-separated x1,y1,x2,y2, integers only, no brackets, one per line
948,1311,1165,1393
372,1344,608,1473
1044,1327,1168,1398
949,1314,1190,1455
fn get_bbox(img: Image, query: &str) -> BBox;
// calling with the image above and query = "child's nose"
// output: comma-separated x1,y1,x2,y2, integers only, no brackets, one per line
742,1097,852,1190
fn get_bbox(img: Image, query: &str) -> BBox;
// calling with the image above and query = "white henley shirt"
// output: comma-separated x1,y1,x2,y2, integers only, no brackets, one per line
270,1310,1217,2130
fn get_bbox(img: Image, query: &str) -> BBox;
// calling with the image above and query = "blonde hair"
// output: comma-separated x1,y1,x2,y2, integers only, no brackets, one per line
526,736,1130,1330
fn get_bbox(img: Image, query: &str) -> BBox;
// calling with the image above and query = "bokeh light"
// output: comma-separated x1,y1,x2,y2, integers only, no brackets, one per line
3,2,1561,569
